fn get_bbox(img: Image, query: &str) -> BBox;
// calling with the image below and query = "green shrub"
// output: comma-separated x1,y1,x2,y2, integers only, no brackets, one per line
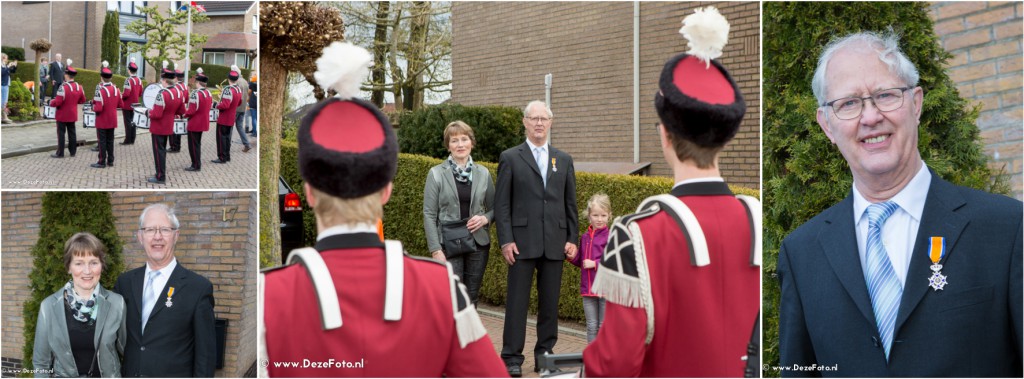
191,62,252,88
14,62,134,104
22,193,124,373
397,103,525,163
2,46,25,61
7,80,38,121
275,138,760,321
761,3,1010,376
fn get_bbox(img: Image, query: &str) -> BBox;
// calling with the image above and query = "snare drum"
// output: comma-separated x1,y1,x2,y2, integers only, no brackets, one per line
174,119,188,135
83,111,97,128
209,108,219,122
133,107,150,129
43,105,56,119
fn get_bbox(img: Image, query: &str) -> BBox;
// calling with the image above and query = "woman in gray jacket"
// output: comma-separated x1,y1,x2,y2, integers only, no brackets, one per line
423,121,495,305
33,232,125,378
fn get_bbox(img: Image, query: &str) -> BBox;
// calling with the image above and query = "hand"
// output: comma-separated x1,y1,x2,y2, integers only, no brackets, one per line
431,250,446,263
564,242,578,258
502,243,519,265
466,215,488,233
583,259,596,269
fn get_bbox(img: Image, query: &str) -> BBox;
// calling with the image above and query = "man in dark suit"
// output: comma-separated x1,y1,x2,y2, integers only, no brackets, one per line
777,31,1023,377
495,100,578,377
114,203,217,377
48,53,64,96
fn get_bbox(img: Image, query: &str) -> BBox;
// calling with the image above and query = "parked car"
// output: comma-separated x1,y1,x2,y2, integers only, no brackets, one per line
279,176,304,265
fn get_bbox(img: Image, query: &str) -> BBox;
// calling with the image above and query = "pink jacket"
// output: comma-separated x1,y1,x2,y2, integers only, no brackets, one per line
570,225,609,296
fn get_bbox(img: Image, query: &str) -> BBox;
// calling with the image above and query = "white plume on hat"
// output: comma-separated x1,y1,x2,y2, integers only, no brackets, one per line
66,58,72,67
102,60,109,68
130,57,136,63
196,67,204,74
230,64,239,73
314,42,372,100
162,60,169,69
679,6,730,68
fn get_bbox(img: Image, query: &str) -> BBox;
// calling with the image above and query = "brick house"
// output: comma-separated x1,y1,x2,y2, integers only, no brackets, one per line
929,1,1023,200
451,2,761,189
0,192,257,378
0,1,257,83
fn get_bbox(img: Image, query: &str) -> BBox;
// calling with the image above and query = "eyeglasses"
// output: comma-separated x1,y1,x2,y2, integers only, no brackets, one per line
139,227,177,236
824,87,911,120
525,116,552,124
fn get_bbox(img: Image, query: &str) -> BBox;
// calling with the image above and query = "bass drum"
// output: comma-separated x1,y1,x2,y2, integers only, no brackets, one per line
142,83,163,109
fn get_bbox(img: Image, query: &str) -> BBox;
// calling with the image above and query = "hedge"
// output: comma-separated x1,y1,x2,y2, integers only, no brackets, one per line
761,3,1010,376
277,142,760,322
13,62,137,105
191,62,252,88
7,80,37,121
2,45,25,61
397,103,526,163
22,192,124,373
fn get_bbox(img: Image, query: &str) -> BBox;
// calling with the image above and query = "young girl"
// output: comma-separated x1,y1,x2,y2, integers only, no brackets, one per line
570,193,611,342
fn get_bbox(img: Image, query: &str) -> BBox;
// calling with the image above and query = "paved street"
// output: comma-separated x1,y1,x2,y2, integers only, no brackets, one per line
1,107,257,189
477,303,589,377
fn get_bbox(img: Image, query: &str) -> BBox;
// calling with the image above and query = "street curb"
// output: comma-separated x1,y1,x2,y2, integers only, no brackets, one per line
476,306,589,340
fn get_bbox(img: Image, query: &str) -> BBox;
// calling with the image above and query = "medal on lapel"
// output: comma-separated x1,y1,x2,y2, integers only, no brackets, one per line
165,287,175,307
551,157,557,172
927,237,948,291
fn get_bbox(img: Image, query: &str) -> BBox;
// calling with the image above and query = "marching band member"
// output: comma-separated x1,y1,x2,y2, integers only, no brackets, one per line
212,69,241,164
182,68,213,172
120,57,143,145
89,61,122,168
144,62,183,185
169,65,187,153
258,42,507,378
49,59,84,158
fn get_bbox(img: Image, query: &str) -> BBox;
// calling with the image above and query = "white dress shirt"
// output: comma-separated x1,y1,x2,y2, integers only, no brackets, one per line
852,164,931,286
526,139,548,183
672,176,725,190
317,223,378,241
144,257,178,303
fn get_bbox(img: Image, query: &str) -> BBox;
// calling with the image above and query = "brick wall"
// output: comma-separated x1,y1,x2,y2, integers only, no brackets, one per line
0,192,256,378
451,2,760,189
930,1,1023,199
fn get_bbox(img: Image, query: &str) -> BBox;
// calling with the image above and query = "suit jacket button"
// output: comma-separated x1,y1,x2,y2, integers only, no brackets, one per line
140,346,146,351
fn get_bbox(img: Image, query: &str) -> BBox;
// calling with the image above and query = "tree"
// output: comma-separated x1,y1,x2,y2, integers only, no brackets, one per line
21,192,124,372
259,2,346,267
124,5,209,77
101,11,121,74
761,3,1010,376
329,1,452,110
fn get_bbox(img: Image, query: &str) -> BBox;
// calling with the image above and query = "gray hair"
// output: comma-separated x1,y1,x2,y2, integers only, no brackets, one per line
811,30,920,106
138,203,180,229
523,100,553,118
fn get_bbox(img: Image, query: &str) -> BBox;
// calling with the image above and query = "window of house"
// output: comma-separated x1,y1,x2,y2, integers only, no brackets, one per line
235,53,250,69
204,52,225,66
252,15,258,33
111,1,146,15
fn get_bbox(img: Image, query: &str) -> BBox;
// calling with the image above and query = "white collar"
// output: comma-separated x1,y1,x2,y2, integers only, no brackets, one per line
672,176,725,190
525,139,548,151
145,256,178,278
853,163,931,223
317,223,378,241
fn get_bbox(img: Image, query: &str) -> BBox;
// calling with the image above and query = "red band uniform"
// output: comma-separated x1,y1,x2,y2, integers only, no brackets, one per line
120,61,143,145
213,81,240,163
169,70,187,151
49,67,85,158
145,69,183,184
183,71,212,171
90,75,122,167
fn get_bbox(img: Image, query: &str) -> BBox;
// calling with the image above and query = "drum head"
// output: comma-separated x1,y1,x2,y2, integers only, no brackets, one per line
142,84,163,109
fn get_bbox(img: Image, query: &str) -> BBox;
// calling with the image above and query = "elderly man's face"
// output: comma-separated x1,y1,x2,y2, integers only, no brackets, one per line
816,45,923,184
522,104,552,144
137,208,178,269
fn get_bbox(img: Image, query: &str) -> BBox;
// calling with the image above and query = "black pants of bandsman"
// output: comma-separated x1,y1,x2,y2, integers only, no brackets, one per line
187,131,203,170
121,109,136,144
170,134,182,152
55,121,77,157
214,123,232,163
150,134,168,183
96,128,114,166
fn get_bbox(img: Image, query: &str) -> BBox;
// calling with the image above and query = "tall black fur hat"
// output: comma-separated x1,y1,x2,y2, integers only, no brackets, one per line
160,61,175,80
655,7,745,148
298,42,397,199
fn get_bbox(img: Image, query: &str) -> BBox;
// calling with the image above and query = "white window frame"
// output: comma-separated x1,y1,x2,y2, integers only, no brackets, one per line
203,52,225,66
235,53,249,69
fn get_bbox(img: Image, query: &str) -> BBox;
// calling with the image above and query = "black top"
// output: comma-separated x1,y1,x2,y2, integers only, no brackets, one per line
456,175,472,220
248,82,257,109
64,300,100,377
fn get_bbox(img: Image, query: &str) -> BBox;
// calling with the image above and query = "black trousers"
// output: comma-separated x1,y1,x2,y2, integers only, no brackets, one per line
187,131,203,169
447,244,490,305
501,256,564,366
170,134,182,150
150,134,168,181
215,123,232,161
56,121,77,156
121,109,136,144
97,128,114,165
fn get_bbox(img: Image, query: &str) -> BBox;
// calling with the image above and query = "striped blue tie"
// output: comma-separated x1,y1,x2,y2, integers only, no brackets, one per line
864,201,902,360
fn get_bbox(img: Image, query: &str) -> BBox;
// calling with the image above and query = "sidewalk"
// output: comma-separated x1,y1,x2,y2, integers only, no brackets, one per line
477,302,589,377
1,108,257,189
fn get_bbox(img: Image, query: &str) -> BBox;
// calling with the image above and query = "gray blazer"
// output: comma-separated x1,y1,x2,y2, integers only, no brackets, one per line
33,285,126,378
423,162,496,253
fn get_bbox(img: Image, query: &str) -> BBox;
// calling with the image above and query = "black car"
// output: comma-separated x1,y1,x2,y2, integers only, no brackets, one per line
279,176,304,265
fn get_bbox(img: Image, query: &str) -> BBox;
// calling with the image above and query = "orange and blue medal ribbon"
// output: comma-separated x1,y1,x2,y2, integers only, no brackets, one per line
927,237,948,291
